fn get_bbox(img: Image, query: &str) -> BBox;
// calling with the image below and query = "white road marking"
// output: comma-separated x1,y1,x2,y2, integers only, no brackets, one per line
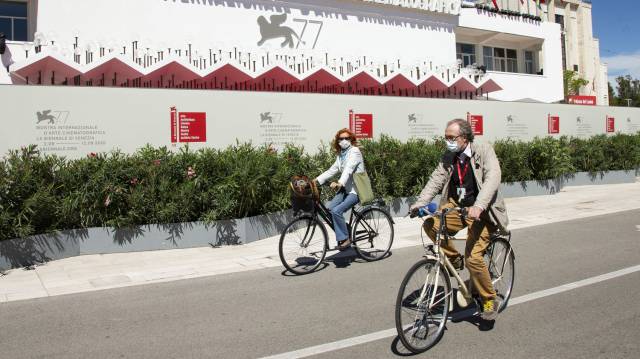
260,264,640,359
635,225,640,232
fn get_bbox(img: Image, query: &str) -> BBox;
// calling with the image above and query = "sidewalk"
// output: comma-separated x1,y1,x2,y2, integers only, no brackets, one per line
2,180,640,303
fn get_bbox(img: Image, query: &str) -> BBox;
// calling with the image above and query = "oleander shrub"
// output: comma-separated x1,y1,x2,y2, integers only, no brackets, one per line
1,133,639,241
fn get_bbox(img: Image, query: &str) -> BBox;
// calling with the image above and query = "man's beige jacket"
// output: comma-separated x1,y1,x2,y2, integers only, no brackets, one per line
411,142,509,232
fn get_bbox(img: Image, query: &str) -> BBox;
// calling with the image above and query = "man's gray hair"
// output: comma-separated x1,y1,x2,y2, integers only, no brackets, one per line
446,118,474,142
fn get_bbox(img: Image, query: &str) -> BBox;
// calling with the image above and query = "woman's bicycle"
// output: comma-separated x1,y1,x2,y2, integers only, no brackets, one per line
278,176,395,275
395,205,515,353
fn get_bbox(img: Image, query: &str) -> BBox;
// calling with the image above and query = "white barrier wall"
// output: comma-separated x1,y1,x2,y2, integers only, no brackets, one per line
35,0,458,67
1,84,639,159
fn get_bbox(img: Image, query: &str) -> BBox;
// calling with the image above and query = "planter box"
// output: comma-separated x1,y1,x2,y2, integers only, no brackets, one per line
0,211,295,271
500,178,564,198
562,170,638,187
1,170,638,271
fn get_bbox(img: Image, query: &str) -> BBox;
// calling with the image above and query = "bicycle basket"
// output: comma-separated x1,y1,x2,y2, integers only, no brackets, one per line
289,175,319,214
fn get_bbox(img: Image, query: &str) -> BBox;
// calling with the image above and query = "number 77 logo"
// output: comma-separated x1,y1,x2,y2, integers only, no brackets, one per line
292,19,323,49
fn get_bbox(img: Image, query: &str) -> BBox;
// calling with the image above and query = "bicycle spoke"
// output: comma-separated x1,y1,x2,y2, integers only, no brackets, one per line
484,239,515,311
353,209,393,261
279,216,327,275
396,259,450,353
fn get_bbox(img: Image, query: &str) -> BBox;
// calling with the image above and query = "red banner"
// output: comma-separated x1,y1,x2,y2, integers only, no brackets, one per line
567,95,596,106
349,110,373,139
606,116,615,133
170,107,178,143
548,115,560,134
466,113,484,136
170,107,207,143
179,112,207,142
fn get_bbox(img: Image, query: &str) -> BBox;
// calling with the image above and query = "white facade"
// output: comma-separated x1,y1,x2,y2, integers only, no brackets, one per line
456,5,564,102
548,0,608,105
0,0,573,103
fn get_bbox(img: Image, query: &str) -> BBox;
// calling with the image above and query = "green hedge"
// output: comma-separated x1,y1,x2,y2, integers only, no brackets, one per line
1,133,639,241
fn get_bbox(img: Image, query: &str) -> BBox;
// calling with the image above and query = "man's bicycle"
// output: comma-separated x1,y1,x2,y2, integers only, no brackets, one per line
395,206,515,353
278,176,395,275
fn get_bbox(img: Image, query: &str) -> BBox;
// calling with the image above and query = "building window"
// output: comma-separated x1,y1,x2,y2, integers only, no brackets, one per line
493,48,507,72
456,43,476,67
506,49,518,73
0,1,27,41
483,46,494,71
483,46,518,73
555,14,565,31
524,50,535,74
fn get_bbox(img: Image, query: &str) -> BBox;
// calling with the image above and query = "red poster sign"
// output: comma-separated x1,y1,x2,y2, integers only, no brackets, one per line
606,116,615,133
567,96,597,106
548,115,560,134
349,110,373,139
466,113,483,136
170,107,207,143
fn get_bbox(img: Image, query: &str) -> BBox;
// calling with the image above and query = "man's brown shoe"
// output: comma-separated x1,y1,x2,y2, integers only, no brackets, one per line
338,239,352,251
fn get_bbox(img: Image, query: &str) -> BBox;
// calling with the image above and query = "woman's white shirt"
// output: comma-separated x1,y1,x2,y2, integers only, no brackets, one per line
316,146,365,195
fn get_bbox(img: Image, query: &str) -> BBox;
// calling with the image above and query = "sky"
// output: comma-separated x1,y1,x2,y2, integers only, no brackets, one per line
591,0,640,86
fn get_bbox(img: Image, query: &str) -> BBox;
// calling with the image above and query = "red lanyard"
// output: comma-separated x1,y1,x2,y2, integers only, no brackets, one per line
456,159,469,185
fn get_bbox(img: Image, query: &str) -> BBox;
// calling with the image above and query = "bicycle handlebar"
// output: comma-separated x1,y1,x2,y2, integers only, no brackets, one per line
409,204,467,219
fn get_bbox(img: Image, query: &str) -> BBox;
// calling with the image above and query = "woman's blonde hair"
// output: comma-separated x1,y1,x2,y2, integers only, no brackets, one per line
332,128,358,154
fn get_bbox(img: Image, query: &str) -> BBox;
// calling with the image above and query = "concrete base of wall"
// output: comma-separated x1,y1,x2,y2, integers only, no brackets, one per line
1,171,637,271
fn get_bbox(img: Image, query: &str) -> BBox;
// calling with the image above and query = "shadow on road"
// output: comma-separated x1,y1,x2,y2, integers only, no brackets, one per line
278,249,393,276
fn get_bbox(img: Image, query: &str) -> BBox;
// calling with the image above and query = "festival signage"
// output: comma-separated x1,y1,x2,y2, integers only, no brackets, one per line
606,116,615,133
349,109,373,139
548,115,560,134
170,107,207,143
567,96,597,106
467,113,484,136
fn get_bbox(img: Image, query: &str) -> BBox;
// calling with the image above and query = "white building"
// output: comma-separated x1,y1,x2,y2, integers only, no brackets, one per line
549,0,608,105
0,0,585,104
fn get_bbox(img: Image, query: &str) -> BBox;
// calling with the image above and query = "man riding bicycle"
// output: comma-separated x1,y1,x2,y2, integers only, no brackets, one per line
410,118,509,321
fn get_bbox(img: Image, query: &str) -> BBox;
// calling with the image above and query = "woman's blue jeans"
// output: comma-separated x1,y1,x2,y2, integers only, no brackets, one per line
327,190,360,243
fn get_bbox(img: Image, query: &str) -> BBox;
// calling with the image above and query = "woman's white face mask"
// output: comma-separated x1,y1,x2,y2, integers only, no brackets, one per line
339,139,351,150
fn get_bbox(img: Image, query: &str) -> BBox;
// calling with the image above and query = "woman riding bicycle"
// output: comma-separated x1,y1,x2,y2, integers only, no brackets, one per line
315,128,365,251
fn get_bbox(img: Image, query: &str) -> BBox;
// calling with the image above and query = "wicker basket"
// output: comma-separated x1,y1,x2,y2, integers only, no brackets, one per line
289,175,319,214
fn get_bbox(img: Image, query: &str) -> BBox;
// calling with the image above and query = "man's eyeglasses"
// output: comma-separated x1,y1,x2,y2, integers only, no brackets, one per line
444,135,461,141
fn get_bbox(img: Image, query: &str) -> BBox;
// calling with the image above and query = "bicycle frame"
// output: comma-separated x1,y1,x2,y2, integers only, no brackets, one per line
294,185,386,251
420,207,514,311
315,197,383,248
422,208,474,310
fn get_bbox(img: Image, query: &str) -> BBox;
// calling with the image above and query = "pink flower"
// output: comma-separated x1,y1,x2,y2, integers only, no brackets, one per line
104,195,112,207
186,166,196,179
130,177,139,186
153,159,161,166
88,152,97,158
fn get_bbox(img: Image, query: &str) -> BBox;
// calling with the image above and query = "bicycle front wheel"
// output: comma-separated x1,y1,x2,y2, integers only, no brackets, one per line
279,215,328,275
485,238,515,312
352,208,394,261
395,258,451,354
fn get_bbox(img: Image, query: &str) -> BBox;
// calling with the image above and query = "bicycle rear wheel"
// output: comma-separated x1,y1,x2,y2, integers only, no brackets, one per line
485,238,515,312
395,258,451,354
279,215,328,275
352,208,394,261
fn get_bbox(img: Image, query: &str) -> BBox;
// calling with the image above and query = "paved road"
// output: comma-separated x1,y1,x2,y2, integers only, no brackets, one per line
1,210,639,358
